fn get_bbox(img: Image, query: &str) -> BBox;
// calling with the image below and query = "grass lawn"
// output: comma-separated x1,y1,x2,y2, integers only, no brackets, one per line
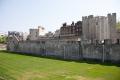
0,50,120,80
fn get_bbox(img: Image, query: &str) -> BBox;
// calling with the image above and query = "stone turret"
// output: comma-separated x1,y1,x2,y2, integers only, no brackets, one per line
108,13,117,43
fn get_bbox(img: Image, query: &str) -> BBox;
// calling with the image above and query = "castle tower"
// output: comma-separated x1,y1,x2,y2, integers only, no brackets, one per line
82,13,117,43
108,13,117,43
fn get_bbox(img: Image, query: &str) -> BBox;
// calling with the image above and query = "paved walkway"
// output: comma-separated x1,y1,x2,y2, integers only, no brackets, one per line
0,44,6,50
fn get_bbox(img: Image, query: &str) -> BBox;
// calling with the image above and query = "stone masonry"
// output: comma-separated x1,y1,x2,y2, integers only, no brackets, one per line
7,13,120,63
82,13,117,43
7,32,120,63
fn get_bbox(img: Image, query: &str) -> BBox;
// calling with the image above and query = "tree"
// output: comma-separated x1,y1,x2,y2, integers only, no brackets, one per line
0,35,7,43
116,21,120,29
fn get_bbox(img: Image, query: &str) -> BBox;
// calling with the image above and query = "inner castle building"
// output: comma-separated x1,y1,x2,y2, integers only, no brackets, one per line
82,13,117,43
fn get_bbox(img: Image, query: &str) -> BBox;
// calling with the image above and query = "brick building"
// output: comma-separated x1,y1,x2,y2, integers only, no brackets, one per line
60,21,82,37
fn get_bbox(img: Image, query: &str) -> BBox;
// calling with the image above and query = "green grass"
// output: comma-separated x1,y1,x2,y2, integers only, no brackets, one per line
0,51,120,80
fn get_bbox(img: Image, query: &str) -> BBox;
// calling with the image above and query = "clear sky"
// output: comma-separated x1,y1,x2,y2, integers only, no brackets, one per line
0,0,120,33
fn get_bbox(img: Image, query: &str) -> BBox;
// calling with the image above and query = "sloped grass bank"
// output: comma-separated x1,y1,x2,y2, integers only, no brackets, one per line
0,50,120,80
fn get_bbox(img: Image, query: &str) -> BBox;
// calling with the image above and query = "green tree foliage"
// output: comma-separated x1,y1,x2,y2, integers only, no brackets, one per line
116,21,120,29
0,35,7,43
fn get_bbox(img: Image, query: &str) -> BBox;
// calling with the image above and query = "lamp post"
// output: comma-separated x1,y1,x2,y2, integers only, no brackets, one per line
102,40,105,63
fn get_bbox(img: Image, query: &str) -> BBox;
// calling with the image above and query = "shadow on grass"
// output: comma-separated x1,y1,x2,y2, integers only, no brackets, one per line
0,50,120,67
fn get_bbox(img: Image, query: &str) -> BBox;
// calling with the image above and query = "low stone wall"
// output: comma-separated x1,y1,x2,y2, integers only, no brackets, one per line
7,40,120,63
15,40,80,60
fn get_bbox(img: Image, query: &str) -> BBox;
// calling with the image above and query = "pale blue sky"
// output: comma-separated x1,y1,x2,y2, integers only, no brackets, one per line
0,0,120,33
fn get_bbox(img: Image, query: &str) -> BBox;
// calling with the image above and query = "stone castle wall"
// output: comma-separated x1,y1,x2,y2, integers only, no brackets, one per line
7,40,120,63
